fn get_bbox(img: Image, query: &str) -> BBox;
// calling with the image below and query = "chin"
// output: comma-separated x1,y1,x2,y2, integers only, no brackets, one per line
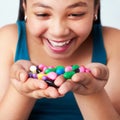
47,52,72,60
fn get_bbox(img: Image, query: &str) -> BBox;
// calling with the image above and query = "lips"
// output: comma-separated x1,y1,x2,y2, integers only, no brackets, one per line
48,39,71,47
45,38,74,53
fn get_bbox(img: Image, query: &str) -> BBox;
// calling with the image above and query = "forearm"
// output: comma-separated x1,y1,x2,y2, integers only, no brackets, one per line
74,89,120,120
0,85,36,120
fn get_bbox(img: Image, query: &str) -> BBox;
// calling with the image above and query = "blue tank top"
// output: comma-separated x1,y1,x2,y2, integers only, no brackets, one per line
15,21,107,120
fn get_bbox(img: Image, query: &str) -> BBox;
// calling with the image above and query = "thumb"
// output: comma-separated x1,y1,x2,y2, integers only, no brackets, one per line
86,63,109,81
10,60,32,82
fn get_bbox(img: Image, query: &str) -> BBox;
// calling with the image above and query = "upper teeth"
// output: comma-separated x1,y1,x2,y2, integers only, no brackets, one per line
49,40,71,47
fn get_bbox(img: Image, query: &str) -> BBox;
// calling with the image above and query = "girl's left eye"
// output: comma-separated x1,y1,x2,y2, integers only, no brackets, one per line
68,13,85,17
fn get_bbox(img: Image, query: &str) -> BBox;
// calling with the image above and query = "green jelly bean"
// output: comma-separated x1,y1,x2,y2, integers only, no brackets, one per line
72,64,79,71
45,68,56,74
56,65,65,69
63,71,75,79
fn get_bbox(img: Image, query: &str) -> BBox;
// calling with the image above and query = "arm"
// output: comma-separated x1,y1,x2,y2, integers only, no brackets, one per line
74,28,120,120
0,25,35,120
0,25,63,120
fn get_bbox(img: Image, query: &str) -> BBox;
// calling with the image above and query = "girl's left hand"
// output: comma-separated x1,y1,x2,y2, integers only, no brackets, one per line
54,63,109,95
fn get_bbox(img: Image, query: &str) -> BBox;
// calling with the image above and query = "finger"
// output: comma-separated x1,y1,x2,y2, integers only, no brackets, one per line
29,86,62,99
44,87,62,98
23,79,48,92
11,78,48,93
72,72,91,85
86,63,109,80
58,80,75,95
54,75,66,86
10,65,28,82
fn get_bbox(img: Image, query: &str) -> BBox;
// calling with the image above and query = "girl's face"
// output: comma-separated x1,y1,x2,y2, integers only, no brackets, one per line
24,0,99,59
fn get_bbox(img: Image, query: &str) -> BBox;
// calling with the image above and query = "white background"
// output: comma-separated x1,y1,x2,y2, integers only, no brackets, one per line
0,0,120,29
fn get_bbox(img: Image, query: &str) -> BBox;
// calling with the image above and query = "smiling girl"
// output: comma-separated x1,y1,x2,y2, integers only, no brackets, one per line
0,0,120,120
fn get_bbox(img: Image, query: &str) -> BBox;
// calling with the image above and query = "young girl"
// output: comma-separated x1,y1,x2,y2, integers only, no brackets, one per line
0,0,120,120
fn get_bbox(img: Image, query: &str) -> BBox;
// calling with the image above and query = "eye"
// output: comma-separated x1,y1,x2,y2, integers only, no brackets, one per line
36,13,50,17
68,13,85,17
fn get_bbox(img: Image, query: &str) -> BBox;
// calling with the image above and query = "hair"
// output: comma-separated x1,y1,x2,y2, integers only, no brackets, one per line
17,0,100,24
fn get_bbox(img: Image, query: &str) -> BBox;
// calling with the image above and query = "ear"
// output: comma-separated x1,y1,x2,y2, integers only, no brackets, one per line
22,1,27,16
94,3,100,21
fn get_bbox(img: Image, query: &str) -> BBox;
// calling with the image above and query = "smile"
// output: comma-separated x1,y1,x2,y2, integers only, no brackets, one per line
47,39,72,47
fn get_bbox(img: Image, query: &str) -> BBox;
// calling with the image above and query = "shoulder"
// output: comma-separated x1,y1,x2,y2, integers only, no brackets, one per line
0,23,18,42
0,23,18,57
102,26,120,41
102,27,120,59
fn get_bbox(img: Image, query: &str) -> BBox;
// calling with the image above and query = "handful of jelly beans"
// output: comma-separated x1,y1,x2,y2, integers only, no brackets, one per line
28,64,90,88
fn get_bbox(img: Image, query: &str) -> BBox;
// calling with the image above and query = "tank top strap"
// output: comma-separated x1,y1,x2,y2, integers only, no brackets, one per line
14,20,30,62
92,24,107,65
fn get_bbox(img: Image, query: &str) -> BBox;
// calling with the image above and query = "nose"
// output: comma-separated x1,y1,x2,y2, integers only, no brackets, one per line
48,18,70,38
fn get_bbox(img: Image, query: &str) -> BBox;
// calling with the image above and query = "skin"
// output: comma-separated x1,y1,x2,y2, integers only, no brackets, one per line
0,0,120,119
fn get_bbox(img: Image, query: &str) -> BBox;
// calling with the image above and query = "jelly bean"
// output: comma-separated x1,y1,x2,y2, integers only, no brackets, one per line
56,68,65,75
36,66,41,73
56,65,64,69
42,76,48,81
65,66,72,72
72,64,79,71
37,73,47,80
45,79,59,88
32,73,38,79
45,68,56,74
79,66,86,72
28,72,33,78
63,71,75,79
47,72,58,80
38,64,45,71
42,66,48,73
30,65,37,73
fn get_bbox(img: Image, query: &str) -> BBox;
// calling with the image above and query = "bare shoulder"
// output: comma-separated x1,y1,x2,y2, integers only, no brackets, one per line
102,27,120,58
0,23,18,44
0,23,18,57
102,26,120,44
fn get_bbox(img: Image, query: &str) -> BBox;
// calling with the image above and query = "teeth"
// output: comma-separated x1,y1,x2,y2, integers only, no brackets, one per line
48,40,71,47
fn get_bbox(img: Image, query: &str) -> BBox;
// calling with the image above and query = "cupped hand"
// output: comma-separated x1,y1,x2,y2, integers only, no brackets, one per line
10,60,62,99
55,63,109,95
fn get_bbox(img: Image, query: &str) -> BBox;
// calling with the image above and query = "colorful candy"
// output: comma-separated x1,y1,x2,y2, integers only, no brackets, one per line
28,64,90,88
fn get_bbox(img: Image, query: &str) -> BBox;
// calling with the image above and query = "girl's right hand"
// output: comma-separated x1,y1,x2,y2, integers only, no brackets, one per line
10,60,61,99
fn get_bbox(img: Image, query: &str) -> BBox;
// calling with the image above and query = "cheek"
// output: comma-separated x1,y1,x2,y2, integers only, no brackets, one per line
27,20,47,37
72,20,93,38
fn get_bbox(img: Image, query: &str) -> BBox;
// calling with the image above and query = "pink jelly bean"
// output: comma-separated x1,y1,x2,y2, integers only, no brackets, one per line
43,66,48,73
47,72,58,80
38,64,45,71
79,66,86,72
65,66,72,72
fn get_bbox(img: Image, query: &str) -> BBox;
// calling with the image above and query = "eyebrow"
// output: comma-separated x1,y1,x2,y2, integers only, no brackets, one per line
32,3,52,9
32,1,88,9
68,2,88,9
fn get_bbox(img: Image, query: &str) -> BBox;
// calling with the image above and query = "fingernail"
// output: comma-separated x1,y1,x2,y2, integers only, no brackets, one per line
20,73,26,82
